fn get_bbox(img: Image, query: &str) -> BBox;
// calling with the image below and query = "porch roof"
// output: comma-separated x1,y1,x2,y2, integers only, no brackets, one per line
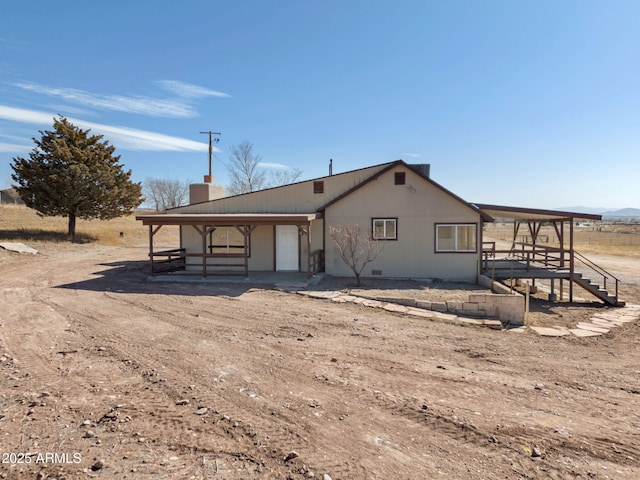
473,204,602,222
136,212,321,226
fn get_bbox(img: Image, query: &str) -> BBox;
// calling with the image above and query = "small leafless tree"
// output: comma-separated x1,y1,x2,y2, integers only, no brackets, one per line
143,178,189,212
329,224,383,286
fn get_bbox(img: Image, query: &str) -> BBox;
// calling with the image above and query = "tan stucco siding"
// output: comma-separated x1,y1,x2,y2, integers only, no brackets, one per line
172,164,390,214
248,226,275,271
181,224,274,271
324,167,480,281
180,221,323,273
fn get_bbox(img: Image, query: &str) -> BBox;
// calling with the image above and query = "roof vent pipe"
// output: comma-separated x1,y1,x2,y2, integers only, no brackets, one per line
329,158,333,176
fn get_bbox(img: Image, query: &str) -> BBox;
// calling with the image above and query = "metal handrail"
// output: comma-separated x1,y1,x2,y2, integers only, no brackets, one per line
573,251,620,303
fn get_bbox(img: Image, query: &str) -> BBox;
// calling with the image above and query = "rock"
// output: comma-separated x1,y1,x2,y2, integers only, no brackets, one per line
82,419,92,426
0,242,38,255
91,460,104,471
194,407,208,415
322,474,333,480
284,451,299,462
534,383,545,390
83,430,96,438
176,399,190,406
532,446,543,458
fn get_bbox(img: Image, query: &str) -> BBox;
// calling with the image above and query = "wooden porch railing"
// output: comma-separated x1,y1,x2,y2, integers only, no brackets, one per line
309,249,324,276
482,242,569,273
149,248,186,274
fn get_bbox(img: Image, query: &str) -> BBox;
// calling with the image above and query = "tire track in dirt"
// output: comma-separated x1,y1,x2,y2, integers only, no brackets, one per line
96,290,394,478
36,288,354,479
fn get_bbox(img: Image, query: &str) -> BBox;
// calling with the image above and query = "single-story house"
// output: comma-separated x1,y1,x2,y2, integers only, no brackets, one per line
0,188,24,205
137,160,492,282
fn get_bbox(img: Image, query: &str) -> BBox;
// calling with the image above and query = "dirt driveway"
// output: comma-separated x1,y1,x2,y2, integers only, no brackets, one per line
1,244,639,479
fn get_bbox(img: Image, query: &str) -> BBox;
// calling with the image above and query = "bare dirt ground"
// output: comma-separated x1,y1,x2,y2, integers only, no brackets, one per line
1,244,639,479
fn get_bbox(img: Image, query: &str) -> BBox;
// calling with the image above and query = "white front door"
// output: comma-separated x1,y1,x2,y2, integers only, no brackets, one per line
276,225,299,271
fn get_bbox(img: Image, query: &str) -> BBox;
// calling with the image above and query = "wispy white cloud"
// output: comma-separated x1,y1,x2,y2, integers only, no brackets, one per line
0,105,212,152
0,105,52,124
258,162,291,170
156,80,230,98
403,152,421,158
12,80,230,118
14,82,195,117
0,142,31,153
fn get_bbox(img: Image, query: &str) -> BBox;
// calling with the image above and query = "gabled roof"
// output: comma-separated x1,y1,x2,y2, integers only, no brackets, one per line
168,159,489,221
320,160,493,221
169,161,396,212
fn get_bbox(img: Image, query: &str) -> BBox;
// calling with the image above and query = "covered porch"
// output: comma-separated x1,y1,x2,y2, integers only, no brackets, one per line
135,213,324,280
475,204,624,306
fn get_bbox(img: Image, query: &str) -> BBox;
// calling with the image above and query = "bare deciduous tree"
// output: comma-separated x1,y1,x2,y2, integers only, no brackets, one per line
143,178,189,212
329,224,383,286
225,141,303,195
226,141,267,195
267,167,303,187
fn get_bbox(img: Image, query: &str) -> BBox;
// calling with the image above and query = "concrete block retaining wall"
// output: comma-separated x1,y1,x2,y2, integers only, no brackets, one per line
351,275,525,326
356,291,524,325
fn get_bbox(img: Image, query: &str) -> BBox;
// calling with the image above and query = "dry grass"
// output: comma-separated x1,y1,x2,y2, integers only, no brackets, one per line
484,222,640,258
0,205,179,247
3,205,639,258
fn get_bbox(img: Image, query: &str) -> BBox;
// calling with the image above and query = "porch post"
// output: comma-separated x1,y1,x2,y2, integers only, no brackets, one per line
569,218,574,302
148,224,154,274
560,220,565,301
307,222,312,280
244,225,249,277
202,225,208,278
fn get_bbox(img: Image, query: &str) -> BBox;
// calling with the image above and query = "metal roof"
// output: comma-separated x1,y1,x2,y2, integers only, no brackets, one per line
473,204,602,222
136,213,321,226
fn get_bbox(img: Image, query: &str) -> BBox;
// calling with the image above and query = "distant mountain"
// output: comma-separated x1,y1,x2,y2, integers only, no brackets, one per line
601,208,640,218
554,207,640,220
556,206,609,214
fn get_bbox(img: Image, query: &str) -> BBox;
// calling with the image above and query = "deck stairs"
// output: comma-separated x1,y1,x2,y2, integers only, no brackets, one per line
572,251,624,307
481,242,624,307
571,273,625,307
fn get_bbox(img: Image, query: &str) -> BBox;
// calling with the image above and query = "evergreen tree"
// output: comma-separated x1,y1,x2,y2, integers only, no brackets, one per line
11,116,143,241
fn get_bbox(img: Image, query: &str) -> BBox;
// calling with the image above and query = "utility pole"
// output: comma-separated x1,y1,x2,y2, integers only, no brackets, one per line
199,131,221,182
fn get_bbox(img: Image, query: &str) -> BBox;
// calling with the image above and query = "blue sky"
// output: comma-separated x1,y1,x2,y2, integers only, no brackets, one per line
1,0,639,209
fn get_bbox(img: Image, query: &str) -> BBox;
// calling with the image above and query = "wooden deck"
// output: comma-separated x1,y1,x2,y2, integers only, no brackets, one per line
484,259,570,279
481,242,623,306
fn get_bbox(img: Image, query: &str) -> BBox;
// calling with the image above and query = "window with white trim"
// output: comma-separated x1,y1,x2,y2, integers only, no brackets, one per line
435,224,476,252
372,218,397,240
